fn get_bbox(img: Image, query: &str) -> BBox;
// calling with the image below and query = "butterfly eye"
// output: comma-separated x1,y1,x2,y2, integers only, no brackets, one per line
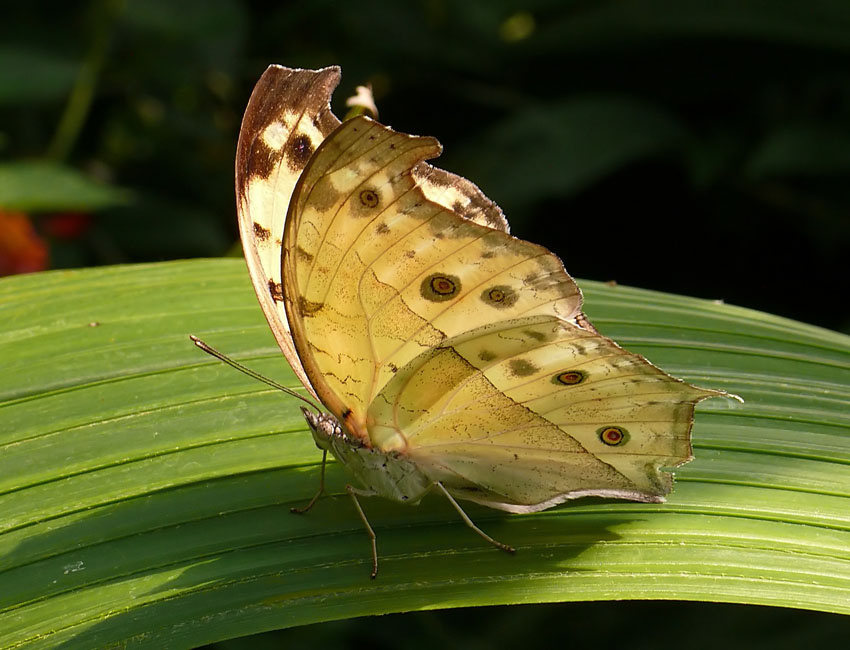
359,189,380,207
421,273,461,302
598,426,628,446
554,370,585,385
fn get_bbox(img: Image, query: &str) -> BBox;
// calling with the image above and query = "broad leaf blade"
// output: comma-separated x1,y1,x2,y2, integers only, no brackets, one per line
0,161,130,212
0,259,847,648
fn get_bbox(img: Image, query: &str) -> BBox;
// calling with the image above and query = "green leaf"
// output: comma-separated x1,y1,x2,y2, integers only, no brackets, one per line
1,259,847,648
0,47,78,106
0,161,130,212
745,124,850,178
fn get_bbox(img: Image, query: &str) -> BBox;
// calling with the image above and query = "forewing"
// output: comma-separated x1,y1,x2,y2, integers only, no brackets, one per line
237,67,509,398
236,65,342,396
282,117,583,440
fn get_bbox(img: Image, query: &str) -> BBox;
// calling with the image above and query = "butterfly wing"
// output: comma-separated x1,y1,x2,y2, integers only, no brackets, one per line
369,314,720,511
236,65,342,397
282,117,584,442
237,67,510,398
282,115,724,503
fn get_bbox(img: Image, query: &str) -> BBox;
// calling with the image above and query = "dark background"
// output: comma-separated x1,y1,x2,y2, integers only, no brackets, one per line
2,1,848,646
2,0,848,332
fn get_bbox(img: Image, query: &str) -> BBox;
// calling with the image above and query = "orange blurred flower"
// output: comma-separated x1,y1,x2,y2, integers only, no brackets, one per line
0,210,48,276
42,212,92,240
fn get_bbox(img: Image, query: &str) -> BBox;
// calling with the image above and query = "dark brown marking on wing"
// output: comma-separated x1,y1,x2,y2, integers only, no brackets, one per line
523,329,547,342
478,349,497,362
575,312,599,333
253,222,271,241
508,358,538,377
286,134,313,171
295,246,314,263
299,297,324,315
307,179,342,213
268,280,284,302
244,139,280,181
235,66,342,203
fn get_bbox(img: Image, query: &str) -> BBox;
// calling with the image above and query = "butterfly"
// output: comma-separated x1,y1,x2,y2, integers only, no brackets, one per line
223,65,728,578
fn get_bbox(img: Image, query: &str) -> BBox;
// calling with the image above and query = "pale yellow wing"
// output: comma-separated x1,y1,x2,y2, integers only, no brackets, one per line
368,315,722,511
282,117,586,442
237,66,509,398
282,114,725,506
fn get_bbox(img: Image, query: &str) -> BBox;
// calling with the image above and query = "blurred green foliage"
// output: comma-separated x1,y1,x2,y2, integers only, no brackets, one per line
2,1,848,646
1,0,848,330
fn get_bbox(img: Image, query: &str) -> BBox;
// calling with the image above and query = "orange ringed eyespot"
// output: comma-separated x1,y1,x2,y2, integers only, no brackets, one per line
599,426,625,446
421,273,461,301
431,277,455,294
555,370,585,385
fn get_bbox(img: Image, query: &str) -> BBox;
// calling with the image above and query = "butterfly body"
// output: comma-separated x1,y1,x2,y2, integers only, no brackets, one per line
303,408,433,504
232,65,731,575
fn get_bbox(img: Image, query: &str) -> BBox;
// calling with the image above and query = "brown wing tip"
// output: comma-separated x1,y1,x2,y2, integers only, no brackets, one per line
236,65,345,203
260,64,342,90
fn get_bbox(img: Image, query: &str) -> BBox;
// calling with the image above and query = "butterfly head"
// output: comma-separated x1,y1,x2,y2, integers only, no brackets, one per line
301,407,344,451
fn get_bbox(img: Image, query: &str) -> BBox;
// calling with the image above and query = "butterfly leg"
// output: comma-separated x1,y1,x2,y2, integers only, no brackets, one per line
290,449,328,514
435,482,516,554
346,485,380,579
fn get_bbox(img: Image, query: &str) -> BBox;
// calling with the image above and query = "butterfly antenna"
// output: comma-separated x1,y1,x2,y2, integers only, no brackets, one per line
189,335,321,411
